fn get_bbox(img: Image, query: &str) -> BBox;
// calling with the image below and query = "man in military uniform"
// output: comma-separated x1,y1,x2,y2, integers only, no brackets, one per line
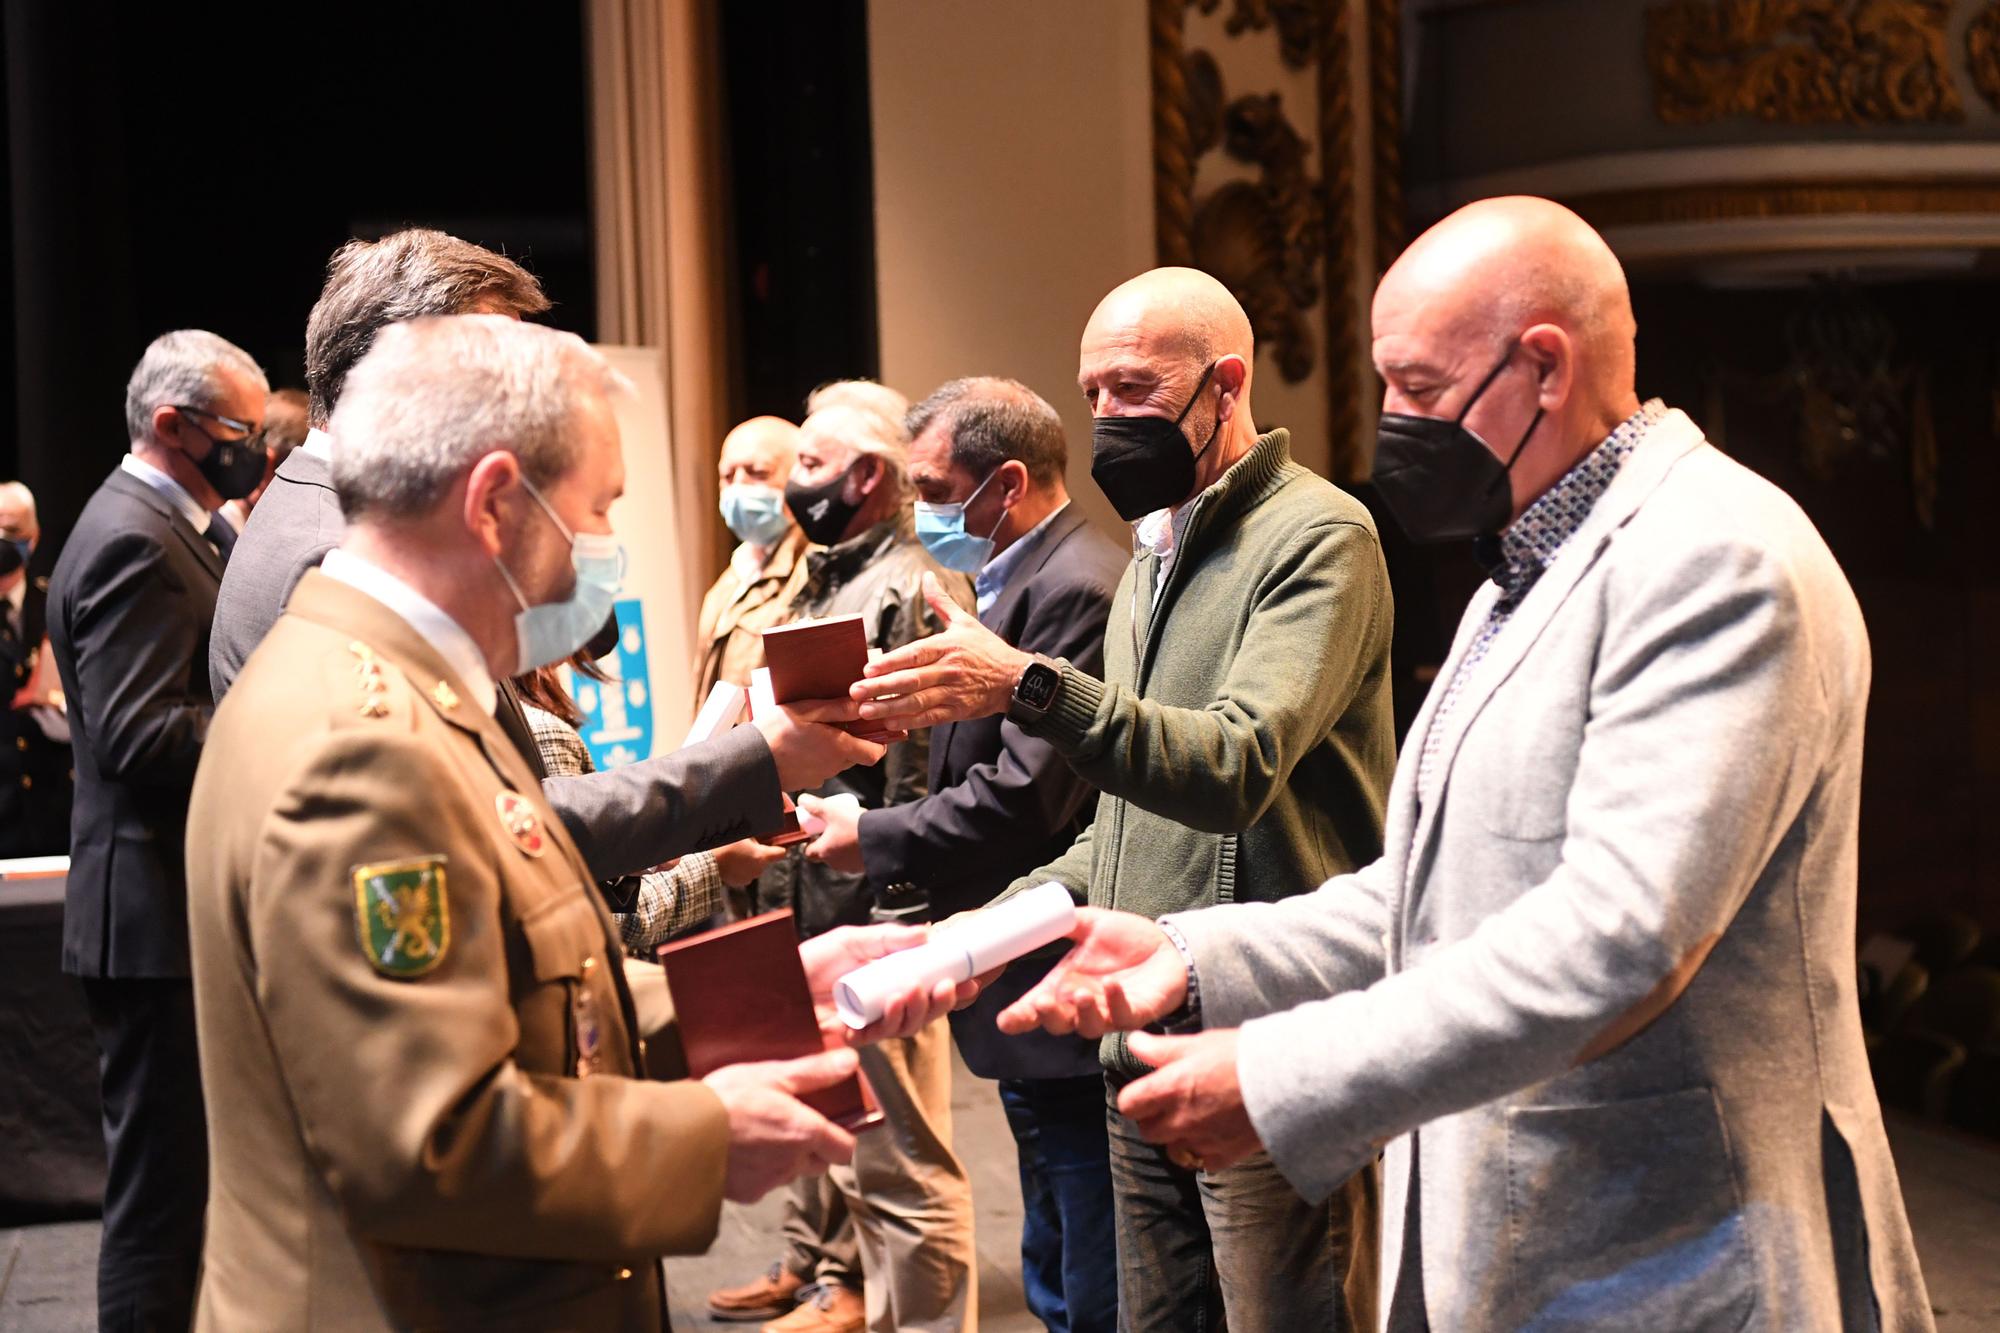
1,479,67,856
186,316,962,1331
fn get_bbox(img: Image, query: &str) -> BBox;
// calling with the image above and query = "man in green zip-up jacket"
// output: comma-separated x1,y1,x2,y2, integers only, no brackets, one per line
853,268,1396,1333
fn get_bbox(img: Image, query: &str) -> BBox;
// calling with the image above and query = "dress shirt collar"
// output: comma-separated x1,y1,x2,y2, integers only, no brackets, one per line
975,501,1068,615
300,428,334,462
1478,399,1667,600
120,454,209,534
4,574,23,619
1137,501,1196,596
320,547,497,714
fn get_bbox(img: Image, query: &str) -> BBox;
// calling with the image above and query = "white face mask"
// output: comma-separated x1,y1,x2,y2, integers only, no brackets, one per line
492,476,626,672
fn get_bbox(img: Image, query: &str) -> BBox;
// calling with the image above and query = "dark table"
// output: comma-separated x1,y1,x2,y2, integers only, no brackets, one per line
0,868,104,1222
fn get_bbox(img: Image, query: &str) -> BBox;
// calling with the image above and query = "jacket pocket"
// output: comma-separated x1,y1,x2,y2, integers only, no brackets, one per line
373,1247,629,1330
1504,1085,1758,1330
516,887,608,1078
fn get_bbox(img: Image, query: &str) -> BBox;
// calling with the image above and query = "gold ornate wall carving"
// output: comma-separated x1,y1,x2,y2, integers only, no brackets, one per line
1152,0,1404,478
1185,66,1328,382
1645,0,1963,126
1369,0,1405,267
1969,2,2000,109
1572,179,2000,229
1209,0,1325,69
1706,282,1939,529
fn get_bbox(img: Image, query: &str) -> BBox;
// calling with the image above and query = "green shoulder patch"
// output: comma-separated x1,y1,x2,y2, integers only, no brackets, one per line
353,856,450,978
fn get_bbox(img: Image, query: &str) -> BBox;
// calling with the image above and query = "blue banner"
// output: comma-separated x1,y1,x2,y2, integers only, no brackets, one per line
574,597,654,771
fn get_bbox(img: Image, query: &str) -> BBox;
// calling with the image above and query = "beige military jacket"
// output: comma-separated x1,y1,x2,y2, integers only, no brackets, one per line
692,524,813,707
186,571,730,1331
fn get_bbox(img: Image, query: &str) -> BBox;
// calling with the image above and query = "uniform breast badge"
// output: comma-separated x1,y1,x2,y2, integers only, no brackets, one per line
495,791,547,857
351,856,450,978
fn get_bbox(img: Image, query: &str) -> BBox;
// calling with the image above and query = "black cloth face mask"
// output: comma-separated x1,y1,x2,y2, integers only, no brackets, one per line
785,464,864,546
1371,344,1543,544
183,419,269,501
1090,361,1221,522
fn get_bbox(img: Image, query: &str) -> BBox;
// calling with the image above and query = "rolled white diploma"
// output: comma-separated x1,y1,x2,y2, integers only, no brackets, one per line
833,881,1078,1029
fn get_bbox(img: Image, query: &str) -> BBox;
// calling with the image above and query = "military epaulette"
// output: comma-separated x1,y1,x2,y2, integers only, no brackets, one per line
325,639,417,730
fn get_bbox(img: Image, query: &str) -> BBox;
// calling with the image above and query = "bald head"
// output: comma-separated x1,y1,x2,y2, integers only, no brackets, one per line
1372,197,1644,528
717,415,801,491
1376,197,1636,413
0,482,36,580
1085,266,1255,371
1079,267,1261,510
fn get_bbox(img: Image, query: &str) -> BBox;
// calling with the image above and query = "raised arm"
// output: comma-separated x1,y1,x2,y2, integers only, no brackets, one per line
851,521,1388,834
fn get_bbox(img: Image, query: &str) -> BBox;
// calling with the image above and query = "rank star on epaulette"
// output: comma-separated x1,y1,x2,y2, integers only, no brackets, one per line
348,641,391,717
431,680,460,712
352,856,450,978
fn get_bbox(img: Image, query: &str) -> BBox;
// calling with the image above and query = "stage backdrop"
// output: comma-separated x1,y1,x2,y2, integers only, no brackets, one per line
568,344,695,771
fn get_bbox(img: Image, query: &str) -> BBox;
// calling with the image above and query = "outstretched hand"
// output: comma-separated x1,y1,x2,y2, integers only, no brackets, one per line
754,698,899,793
848,572,1032,730
799,792,865,874
995,907,1188,1039
1117,1030,1262,1174
799,923,980,1045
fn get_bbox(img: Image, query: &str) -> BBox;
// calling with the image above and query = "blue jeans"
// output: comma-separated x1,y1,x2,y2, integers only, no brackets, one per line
998,1076,1119,1333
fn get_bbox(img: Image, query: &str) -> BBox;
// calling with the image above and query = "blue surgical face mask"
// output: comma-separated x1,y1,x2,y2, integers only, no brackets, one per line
914,468,1006,573
494,476,626,672
719,483,792,549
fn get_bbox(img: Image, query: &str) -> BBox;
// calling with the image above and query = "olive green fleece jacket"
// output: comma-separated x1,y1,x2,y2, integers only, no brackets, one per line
1003,429,1398,1071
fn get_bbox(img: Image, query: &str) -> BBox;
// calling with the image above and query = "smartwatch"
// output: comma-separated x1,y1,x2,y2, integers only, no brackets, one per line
1006,654,1064,726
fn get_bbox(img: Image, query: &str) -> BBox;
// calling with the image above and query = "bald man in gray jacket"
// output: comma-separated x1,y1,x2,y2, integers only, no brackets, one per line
996,199,1932,1331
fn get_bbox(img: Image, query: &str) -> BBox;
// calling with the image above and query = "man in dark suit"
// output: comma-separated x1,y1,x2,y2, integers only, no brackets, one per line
800,378,1127,1333
2,479,70,856
209,227,868,892
48,329,269,1328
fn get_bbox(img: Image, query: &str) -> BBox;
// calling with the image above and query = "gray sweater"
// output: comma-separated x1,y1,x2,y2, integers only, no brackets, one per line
1006,428,1397,1071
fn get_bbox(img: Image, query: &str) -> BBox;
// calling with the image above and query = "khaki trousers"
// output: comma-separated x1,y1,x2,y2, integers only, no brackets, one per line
815,1021,977,1332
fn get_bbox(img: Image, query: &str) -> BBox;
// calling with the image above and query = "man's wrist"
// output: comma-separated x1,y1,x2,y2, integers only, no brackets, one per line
1153,919,1204,1034
1004,652,1062,725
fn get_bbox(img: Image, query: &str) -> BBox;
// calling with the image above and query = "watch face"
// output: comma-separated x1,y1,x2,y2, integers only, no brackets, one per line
1018,662,1059,709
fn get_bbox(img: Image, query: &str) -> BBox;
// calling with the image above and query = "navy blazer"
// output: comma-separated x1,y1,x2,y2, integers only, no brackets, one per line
50,467,223,978
859,504,1127,1080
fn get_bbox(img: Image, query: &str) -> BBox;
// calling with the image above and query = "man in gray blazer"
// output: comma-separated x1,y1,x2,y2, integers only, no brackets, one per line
210,229,874,883
994,198,1932,1330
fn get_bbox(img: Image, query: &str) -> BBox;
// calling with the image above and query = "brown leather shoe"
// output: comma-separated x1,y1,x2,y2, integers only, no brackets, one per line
707,1262,806,1322
761,1282,864,1333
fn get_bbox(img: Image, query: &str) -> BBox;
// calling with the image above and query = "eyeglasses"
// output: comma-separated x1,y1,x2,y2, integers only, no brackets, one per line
170,404,263,449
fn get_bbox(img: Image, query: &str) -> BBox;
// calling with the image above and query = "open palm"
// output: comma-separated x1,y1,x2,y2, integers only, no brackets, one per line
996,907,1188,1039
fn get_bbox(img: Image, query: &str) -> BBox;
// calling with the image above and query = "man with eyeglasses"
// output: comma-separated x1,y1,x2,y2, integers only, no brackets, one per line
47,328,267,1330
